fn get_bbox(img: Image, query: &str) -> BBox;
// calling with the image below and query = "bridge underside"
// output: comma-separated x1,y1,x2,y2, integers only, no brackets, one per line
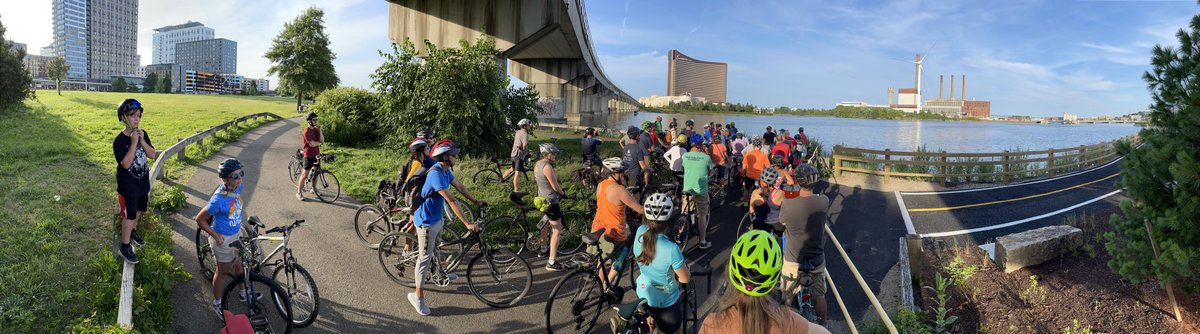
387,0,639,125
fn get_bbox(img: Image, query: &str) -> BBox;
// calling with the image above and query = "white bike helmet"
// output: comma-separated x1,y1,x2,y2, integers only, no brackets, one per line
517,118,531,127
761,167,780,185
643,193,674,222
602,157,626,173
540,142,560,155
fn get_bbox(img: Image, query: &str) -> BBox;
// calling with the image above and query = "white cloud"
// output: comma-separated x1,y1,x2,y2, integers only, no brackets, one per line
1078,42,1132,54
967,57,1055,80
1060,71,1116,91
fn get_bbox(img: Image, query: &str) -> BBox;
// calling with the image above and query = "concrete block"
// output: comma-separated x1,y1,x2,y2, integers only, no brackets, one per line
995,225,1083,273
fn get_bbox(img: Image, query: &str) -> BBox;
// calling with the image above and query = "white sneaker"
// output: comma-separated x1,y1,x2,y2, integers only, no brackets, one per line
296,193,304,201
408,292,430,316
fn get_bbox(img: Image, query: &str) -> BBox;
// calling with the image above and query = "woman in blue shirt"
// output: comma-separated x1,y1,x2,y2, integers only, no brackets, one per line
194,158,254,320
631,193,691,333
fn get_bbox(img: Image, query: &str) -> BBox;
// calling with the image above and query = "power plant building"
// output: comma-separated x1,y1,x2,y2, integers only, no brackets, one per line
667,50,727,103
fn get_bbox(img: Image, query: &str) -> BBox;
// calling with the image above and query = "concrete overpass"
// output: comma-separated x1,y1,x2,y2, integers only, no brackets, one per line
386,0,641,125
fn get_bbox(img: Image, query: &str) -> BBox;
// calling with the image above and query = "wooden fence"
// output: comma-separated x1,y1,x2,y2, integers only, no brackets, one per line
832,134,1139,187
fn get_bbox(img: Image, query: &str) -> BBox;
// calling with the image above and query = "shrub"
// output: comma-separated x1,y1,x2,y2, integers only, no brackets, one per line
150,184,186,214
1019,275,1048,306
310,87,380,147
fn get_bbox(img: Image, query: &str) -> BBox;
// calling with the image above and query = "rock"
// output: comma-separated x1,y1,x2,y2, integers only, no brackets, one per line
994,225,1083,273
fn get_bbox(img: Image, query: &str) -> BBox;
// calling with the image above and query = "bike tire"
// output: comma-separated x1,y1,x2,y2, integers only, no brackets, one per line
272,262,320,328
556,211,587,256
736,212,753,234
311,170,341,203
485,215,528,256
672,214,692,250
195,228,217,279
472,169,502,187
288,159,301,183
466,248,532,308
377,232,422,288
354,204,394,249
221,273,294,334
545,268,605,334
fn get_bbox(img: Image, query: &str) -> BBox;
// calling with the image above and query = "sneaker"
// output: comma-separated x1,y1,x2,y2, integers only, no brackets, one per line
238,290,263,303
545,261,565,272
295,193,304,201
119,243,138,264
698,241,713,250
129,229,144,247
408,292,431,316
212,300,224,321
610,315,629,333
537,248,550,258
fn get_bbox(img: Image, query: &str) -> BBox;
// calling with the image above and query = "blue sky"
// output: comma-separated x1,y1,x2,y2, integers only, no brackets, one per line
2,0,1195,117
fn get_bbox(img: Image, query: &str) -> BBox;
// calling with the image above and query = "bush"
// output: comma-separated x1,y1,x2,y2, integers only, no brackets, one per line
310,87,380,147
0,18,34,109
150,184,186,214
1019,275,1047,306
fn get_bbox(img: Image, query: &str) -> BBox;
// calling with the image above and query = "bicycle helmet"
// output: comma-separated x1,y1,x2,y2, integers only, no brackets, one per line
430,139,460,158
517,118,531,127
689,134,705,146
602,157,626,173
539,142,560,155
643,193,674,222
794,163,820,187
770,154,785,167
798,127,804,132
627,126,641,138
641,121,653,129
586,127,596,136
760,167,779,185
306,112,318,120
675,134,688,145
751,136,763,147
408,139,428,152
217,158,243,179
117,98,142,121
685,119,694,126
728,230,783,297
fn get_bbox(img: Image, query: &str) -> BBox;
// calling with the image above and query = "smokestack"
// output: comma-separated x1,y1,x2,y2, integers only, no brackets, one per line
939,75,944,99
962,75,966,100
950,75,955,100
888,87,894,105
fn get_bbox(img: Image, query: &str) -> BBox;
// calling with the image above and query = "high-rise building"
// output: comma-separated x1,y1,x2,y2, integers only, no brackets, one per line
51,0,89,79
24,54,56,78
87,0,139,81
9,41,27,54
667,49,728,103
176,38,237,74
152,22,214,64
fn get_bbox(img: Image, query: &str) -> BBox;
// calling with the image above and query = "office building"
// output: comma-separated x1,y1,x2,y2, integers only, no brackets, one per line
51,0,89,79
152,22,214,64
87,0,139,81
176,38,237,74
184,70,243,94
243,78,270,92
638,94,705,108
145,63,185,92
24,54,56,78
667,49,727,103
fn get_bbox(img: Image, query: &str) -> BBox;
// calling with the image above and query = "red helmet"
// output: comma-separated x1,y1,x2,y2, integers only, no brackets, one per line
431,139,460,158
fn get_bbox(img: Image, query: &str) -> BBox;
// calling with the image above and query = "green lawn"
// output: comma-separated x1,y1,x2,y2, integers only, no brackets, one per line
0,91,296,332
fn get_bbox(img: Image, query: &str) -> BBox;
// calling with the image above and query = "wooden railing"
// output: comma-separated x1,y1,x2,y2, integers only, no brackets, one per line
832,134,1138,187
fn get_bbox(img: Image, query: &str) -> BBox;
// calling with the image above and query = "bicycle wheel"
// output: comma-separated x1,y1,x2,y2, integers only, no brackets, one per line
354,204,394,249
311,170,341,203
221,273,294,334
195,228,217,279
466,248,532,308
709,181,726,208
288,159,301,183
377,232,422,288
272,262,320,328
485,216,528,256
545,268,606,333
736,212,754,234
556,211,588,256
473,168,502,186
672,214,692,249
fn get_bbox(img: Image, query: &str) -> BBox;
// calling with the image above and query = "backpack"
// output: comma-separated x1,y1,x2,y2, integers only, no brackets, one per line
375,179,398,209
408,163,446,212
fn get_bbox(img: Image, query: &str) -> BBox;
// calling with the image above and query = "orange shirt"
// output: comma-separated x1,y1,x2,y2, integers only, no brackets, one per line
743,150,769,180
710,143,728,166
700,308,816,334
591,178,628,241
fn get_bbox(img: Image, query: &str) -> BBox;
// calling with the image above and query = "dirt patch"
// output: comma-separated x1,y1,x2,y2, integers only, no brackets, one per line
912,210,1199,333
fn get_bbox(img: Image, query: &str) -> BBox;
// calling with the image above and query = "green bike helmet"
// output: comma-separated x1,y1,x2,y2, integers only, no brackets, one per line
728,230,783,297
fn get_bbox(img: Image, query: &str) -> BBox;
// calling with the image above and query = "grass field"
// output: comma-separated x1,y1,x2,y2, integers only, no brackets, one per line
0,91,295,332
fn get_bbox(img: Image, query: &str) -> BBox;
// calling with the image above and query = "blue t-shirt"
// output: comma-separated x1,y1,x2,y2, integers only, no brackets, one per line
205,183,244,236
633,224,686,308
413,163,453,227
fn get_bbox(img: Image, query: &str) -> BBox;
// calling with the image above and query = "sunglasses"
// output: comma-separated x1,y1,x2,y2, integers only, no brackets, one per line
228,170,245,180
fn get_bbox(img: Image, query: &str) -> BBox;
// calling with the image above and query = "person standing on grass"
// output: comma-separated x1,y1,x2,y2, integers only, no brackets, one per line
507,118,532,193
296,112,324,201
194,158,254,321
113,98,155,264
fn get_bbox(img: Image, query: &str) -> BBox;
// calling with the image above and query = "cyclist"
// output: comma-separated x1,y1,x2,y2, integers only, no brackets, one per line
710,135,729,182
639,121,656,151
620,193,691,334
506,118,531,193
778,164,829,325
113,98,155,264
763,126,777,148
740,137,769,207
623,126,652,190
748,167,784,235
682,134,714,250
296,112,324,201
194,158,253,320
728,122,739,139
663,135,688,184
681,119,695,138
654,116,664,133
581,127,604,166
591,157,646,286
534,143,570,271
699,230,829,334
398,139,435,220
731,133,748,160
408,140,487,316
666,123,678,146
702,124,714,143
669,118,678,132
772,133,793,169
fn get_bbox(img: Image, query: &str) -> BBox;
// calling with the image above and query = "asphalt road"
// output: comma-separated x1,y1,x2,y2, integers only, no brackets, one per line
166,117,910,333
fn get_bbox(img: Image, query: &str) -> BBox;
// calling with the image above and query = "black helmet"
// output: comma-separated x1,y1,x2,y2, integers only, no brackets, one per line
685,119,695,126
306,112,318,120
217,158,244,179
586,127,596,136
117,98,142,121
627,126,641,137
794,163,820,187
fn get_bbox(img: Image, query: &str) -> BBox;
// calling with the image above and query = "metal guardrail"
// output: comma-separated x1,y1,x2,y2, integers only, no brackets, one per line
117,112,280,328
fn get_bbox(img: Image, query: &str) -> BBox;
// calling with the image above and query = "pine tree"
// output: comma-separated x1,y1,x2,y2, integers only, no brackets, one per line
1105,9,1200,294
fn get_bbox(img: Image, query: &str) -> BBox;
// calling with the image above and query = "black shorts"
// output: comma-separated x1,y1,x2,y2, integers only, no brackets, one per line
544,202,563,221
743,177,757,190
118,192,148,220
512,153,527,172
303,156,318,170
648,299,684,334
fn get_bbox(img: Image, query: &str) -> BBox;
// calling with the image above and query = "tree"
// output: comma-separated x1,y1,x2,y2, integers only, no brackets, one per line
0,15,33,108
310,87,379,146
46,57,69,96
111,77,127,92
143,72,158,93
246,81,260,96
265,6,339,112
158,75,172,93
127,82,138,93
1105,9,1200,294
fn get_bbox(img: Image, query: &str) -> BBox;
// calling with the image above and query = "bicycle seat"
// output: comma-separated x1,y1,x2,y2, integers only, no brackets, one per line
509,192,528,206
248,216,262,227
689,262,712,277
659,183,679,191
615,298,649,320
582,228,605,246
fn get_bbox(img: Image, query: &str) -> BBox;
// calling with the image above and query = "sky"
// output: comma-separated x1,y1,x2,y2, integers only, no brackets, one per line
2,0,1196,117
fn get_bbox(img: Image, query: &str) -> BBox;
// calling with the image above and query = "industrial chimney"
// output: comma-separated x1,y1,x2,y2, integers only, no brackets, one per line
939,75,944,99
950,75,955,100
961,74,966,100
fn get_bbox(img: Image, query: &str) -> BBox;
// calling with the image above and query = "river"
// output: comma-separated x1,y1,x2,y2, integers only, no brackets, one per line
578,111,1141,153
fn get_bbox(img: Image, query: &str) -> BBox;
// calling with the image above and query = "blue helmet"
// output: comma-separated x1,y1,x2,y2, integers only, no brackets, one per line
689,134,705,145
117,98,142,121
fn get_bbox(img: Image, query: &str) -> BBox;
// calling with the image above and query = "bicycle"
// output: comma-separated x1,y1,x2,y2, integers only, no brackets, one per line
352,190,472,251
610,283,702,334
543,226,640,333
197,217,320,327
783,261,822,323
486,192,587,257
288,151,341,203
671,192,698,250
523,193,591,259
472,155,534,186
218,238,294,334
377,206,533,308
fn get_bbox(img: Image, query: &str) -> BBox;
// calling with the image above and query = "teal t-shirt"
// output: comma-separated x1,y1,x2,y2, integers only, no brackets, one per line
682,151,713,195
633,224,686,308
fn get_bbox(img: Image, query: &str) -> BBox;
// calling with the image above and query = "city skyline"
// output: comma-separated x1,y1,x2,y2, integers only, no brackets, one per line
2,0,1195,116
